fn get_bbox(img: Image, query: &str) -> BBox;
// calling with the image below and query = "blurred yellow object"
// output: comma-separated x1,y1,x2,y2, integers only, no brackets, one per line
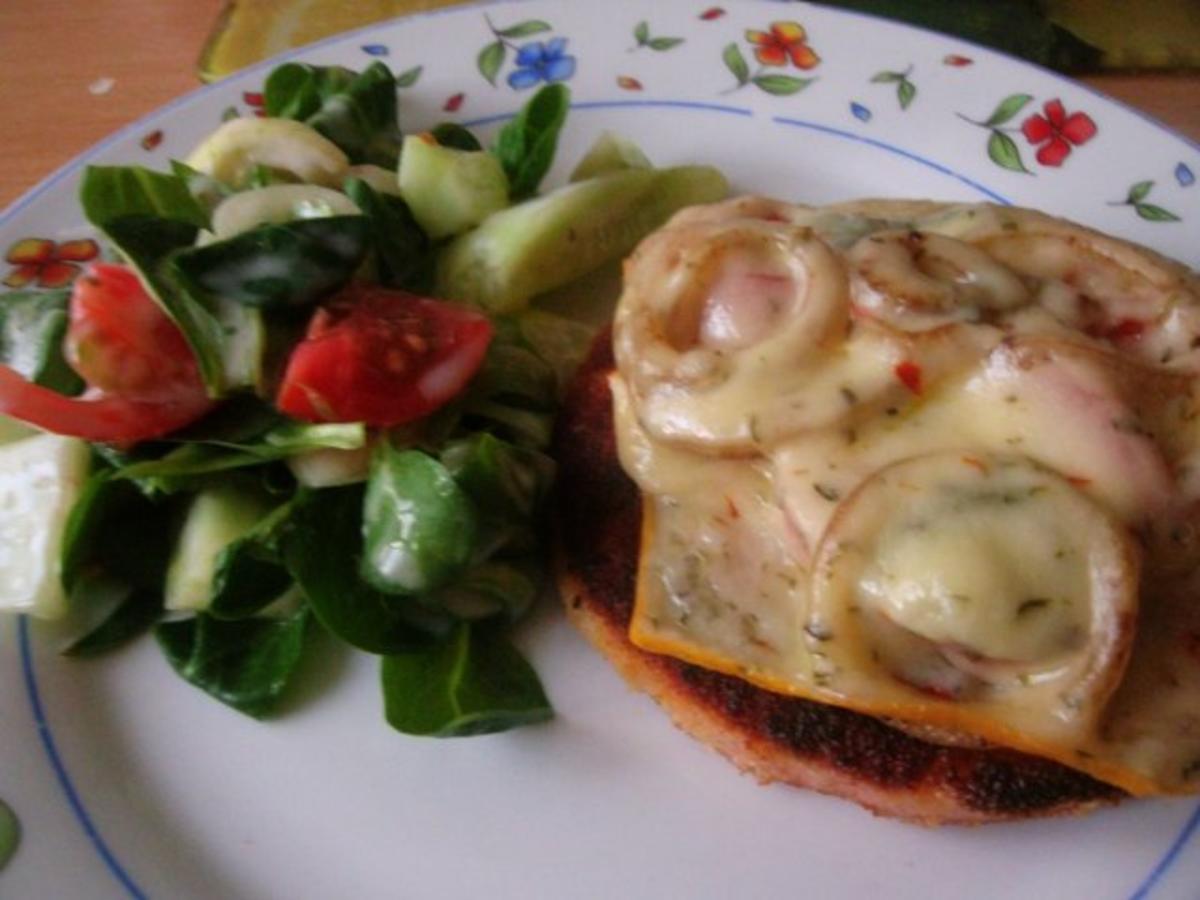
1047,0,1200,69
198,0,462,81
197,0,1200,82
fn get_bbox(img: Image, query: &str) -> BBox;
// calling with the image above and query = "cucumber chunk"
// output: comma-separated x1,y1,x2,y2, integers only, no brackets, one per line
0,434,90,619
398,134,510,240
164,483,275,612
436,165,728,313
569,131,653,182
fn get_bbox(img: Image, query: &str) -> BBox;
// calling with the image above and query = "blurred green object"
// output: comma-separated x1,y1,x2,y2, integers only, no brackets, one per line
197,0,1199,81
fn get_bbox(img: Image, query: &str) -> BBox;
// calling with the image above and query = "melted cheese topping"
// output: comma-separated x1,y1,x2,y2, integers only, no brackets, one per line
613,196,1200,795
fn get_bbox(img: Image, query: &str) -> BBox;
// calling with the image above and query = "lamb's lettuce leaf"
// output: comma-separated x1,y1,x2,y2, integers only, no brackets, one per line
155,607,311,718
344,177,432,292
381,622,552,737
170,216,370,310
58,468,176,655
361,444,477,596
264,61,403,168
280,486,454,654
492,83,570,200
0,288,84,395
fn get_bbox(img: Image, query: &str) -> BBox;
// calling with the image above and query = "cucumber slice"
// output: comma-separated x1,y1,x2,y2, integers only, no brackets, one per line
286,445,372,487
0,434,90,619
210,184,359,239
398,134,510,240
436,165,728,313
186,118,349,189
164,483,275,612
216,299,267,393
569,131,653,182
346,164,402,197
0,415,37,446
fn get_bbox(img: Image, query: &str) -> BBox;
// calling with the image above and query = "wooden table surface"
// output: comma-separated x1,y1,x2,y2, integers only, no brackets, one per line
1,0,1198,211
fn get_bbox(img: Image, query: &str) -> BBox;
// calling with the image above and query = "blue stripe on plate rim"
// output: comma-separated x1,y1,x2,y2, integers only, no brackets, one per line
2,0,1197,896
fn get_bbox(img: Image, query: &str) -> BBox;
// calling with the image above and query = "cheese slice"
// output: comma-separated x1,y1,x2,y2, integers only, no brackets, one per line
614,196,1200,796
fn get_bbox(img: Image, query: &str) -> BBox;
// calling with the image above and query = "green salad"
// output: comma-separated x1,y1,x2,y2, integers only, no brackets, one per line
0,61,727,736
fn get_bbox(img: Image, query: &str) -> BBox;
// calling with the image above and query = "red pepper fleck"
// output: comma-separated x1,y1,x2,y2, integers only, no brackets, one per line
699,7,726,20
961,455,988,473
725,495,740,519
443,92,465,112
896,672,959,701
1066,475,1092,488
242,91,264,107
894,360,923,394
942,54,973,66
1104,318,1146,343
616,75,643,91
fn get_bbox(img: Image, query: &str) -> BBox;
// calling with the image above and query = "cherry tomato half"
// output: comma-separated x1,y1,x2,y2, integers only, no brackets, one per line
66,262,204,403
0,263,213,443
276,284,494,426
0,364,213,443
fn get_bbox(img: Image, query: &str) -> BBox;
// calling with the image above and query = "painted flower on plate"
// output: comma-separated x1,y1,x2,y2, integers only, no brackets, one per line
4,238,99,289
745,21,819,70
1021,99,1096,167
507,38,576,89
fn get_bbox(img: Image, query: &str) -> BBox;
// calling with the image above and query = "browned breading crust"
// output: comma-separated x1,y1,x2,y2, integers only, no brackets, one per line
553,329,1123,825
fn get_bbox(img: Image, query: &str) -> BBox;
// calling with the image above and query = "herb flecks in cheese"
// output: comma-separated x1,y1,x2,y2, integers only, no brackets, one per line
614,196,1200,795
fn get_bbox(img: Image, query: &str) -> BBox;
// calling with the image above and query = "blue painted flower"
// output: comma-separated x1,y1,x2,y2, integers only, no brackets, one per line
507,38,576,89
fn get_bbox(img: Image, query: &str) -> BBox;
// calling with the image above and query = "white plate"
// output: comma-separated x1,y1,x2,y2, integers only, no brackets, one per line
2,1,1199,897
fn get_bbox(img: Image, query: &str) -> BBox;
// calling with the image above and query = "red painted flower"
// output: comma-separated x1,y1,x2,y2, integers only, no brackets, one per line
4,238,100,289
243,91,266,118
1020,99,1097,167
745,21,819,70
140,129,164,151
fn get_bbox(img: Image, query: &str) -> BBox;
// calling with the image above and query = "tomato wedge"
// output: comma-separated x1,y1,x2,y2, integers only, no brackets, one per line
0,263,213,443
66,262,203,402
276,284,493,426
0,365,213,443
